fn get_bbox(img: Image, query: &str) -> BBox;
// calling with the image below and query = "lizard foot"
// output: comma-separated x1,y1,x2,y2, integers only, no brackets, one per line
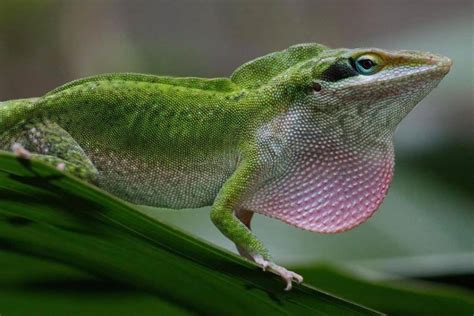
252,254,303,291
11,143,31,159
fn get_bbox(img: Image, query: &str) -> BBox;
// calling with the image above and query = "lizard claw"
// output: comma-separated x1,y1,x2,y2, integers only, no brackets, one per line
251,254,303,290
11,143,31,159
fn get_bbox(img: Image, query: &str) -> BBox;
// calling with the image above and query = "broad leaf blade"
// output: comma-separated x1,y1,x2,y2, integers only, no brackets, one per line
0,151,380,315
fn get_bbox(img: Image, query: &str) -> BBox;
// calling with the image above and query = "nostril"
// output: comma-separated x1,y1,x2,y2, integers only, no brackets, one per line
426,54,452,68
426,55,437,65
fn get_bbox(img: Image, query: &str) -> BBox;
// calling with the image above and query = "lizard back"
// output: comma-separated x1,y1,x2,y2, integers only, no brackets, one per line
0,74,252,208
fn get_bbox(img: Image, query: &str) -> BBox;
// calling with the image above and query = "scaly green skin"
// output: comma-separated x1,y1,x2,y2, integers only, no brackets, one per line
0,43,451,290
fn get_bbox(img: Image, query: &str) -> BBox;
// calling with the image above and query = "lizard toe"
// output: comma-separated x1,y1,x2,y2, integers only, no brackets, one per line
267,262,302,291
291,271,304,284
252,254,270,271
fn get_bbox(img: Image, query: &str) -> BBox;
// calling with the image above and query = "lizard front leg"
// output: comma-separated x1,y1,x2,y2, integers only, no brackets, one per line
211,159,303,290
234,209,255,260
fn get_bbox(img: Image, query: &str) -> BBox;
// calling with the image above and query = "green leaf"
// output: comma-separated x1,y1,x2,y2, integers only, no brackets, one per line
0,151,380,315
0,250,189,316
295,264,474,316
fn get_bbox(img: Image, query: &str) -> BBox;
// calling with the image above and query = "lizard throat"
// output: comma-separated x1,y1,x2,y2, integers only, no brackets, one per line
241,107,395,233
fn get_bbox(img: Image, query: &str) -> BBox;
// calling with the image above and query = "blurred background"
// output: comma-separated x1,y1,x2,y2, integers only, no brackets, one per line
0,0,472,302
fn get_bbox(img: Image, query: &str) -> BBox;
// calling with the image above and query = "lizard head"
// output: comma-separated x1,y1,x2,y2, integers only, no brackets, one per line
306,48,452,143
243,45,452,233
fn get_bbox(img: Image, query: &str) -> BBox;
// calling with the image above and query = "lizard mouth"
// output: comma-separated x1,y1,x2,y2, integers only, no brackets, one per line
388,53,452,82
386,63,451,87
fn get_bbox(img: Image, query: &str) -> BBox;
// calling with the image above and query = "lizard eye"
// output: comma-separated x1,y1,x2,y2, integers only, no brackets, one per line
354,54,382,75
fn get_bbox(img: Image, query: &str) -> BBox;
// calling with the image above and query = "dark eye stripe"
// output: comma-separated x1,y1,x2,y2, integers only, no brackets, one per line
321,58,358,82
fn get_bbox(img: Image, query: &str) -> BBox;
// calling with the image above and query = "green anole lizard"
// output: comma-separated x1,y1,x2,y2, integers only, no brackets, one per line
0,43,451,290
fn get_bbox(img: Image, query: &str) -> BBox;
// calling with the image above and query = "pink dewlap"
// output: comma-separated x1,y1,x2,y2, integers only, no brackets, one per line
242,143,394,233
